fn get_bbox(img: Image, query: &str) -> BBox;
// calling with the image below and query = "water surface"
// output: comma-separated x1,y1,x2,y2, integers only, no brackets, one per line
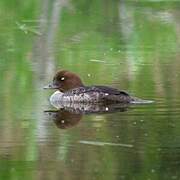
0,1,180,180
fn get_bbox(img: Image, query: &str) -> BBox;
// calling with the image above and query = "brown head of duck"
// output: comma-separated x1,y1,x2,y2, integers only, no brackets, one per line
44,70,84,92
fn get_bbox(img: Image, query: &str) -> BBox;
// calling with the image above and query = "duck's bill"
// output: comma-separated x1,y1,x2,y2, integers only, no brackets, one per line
43,83,59,89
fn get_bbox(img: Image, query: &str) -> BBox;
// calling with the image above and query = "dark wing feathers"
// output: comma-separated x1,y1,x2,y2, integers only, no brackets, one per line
70,86,129,96
89,86,132,103
89,86,130,96
68,86,132,103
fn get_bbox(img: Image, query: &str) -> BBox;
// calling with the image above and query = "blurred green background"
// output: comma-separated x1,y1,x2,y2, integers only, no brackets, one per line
0,0,180,180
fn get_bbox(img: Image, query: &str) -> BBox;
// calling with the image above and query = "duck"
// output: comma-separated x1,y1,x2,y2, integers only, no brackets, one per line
44,70,153,104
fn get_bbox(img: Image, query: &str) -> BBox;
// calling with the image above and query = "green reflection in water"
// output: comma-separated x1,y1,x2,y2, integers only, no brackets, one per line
0,0,180,180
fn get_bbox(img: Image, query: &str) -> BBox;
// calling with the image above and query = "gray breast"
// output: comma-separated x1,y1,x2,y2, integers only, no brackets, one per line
50,90,102,103
62,91,101,103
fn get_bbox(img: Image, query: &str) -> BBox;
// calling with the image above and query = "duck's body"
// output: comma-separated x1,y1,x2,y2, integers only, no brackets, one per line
50,86,133,103
45,70,153,104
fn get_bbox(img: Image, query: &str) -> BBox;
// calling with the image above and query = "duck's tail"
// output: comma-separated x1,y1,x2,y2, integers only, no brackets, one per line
130,96,154,104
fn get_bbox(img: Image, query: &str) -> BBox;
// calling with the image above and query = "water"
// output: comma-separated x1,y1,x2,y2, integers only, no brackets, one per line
0,0,180,180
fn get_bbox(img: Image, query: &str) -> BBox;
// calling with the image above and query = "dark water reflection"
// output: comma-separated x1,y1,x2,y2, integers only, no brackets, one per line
45,110,83,129
0,0,180,180
44,103,129,129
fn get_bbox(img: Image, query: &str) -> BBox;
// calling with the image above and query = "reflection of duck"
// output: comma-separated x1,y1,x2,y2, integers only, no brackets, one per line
44,110,82,129
44,103,128,129
44,70,153,104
